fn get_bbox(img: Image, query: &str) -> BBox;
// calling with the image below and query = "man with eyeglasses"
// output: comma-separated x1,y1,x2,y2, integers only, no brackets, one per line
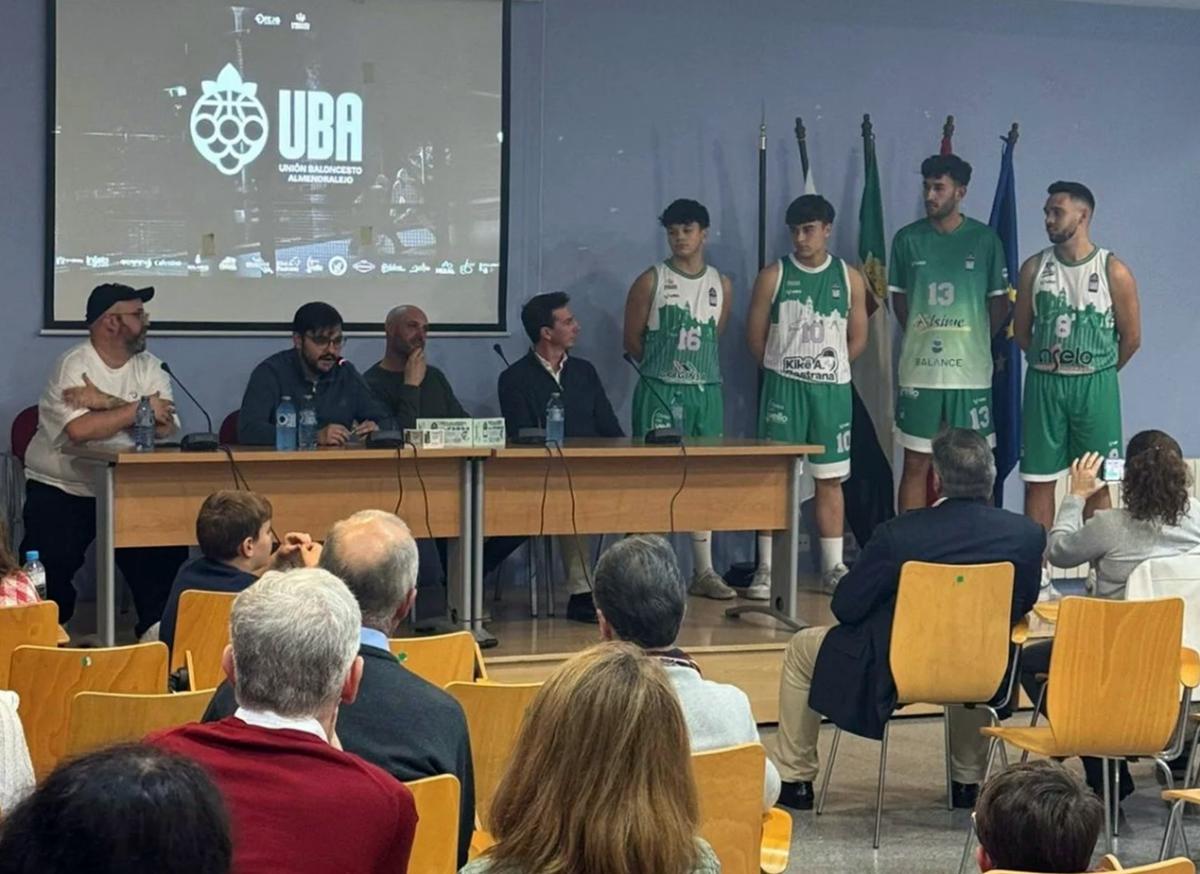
238,302,396,446
21,283,188,637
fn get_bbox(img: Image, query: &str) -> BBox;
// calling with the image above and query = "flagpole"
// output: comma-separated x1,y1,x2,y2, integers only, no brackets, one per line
757,112,767,272
794,117,809,185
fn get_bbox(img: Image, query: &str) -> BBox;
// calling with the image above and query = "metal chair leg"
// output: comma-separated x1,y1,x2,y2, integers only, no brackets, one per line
543,538,556,617
1155,756,1176,792
816,726,842,815
1161,799,1185,860
944,706,954,811
1101,757,1114,852
873,722,890,849
526,539,539,618
959,737,999,874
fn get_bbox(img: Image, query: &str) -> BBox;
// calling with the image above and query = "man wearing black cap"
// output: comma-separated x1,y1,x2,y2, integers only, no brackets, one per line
237,301,396,445
21,284,188,636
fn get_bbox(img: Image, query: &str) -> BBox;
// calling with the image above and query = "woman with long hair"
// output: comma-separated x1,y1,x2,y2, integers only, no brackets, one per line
462,642,720,874
0,518,38,607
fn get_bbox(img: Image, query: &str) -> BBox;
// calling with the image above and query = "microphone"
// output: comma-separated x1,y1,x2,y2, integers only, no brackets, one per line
622,353,682,445
160,362,219,452
492,343,511,368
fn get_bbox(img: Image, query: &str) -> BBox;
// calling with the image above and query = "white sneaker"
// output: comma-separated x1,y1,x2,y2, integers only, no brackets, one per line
820,563,850,593
689,568,737,600
742,567,772,600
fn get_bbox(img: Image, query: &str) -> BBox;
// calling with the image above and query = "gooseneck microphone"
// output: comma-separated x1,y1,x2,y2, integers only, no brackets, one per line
160,362,220,452
622,353,682,445
492,343,512,368
494,343,546,445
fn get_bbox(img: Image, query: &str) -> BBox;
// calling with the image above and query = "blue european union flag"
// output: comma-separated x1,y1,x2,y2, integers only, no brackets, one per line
989,136,1020,506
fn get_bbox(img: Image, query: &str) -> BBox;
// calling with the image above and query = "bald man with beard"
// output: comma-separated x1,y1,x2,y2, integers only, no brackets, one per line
364,305,469,430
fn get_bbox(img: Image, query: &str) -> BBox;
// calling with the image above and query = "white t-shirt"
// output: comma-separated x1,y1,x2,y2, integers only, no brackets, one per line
24,341,176,497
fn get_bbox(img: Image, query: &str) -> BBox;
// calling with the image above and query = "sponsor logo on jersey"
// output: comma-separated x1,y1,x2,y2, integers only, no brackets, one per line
765,401,789,425
1088,272,1100,293
1042,261,1056,277
931,338,944,354
831,283,842,299
965,253,976,271
708,286,718,307
663,277,678,290
912,313,969,331
1037,345,1095,372
914,356,964,368
911,260,927,267
780,348,840,382
899,386,921,399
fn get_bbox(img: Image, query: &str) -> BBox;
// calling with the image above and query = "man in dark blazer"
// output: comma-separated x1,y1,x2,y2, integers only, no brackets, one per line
774,428,1044,810
202,510,475,867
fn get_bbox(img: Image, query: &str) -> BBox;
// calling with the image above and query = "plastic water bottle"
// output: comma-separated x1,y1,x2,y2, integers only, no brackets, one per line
298,394,318,450
23,551,46,600
133,396,155,451
275,395,297,451
670,391,685,432
545,393,565,446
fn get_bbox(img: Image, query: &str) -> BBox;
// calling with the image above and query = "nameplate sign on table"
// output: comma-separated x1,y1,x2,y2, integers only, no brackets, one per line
404,428,445,449
417,418,474,448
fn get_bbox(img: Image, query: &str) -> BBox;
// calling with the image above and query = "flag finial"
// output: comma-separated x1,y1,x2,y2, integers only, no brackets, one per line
794,117,806,147
861,113,874,141
942,114,955,142
1005,122,1019,147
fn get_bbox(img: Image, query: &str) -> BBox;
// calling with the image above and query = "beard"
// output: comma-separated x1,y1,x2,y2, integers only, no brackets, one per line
125,329,147,354
1047,217,1081,244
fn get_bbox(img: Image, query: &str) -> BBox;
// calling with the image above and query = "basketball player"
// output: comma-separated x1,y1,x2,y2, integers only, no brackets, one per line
1014,181,1141,529
891,154,1010,511
747,194,868,595
623,199,734,599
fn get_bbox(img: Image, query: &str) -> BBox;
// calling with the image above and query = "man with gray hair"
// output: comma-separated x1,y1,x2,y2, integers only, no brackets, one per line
594,535,780,810
773,428,1044,810
364,304,468,430
149,568,417,873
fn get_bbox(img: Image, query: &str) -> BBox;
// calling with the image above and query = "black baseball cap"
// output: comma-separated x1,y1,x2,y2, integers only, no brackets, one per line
85,283,154,326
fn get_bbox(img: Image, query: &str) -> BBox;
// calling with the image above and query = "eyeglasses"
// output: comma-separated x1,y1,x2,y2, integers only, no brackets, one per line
306,332,346,351
110,309,148,322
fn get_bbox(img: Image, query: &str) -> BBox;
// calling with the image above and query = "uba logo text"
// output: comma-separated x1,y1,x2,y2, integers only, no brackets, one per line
190,64,363,176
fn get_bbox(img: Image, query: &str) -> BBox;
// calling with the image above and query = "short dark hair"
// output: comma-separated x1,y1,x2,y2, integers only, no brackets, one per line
0,743,232,874
931,428,995,499
1047,180,1096,213
975,761,1103,873
921,153,972,187
292,301,343,336
659,199,710,229
520,292,570,345
196,490,273,561
785,194,835,227
593,535,687,648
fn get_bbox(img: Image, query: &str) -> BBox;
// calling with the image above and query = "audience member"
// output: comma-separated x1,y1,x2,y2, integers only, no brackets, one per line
159,490,314,651
774,428,1044,810
0,519,38,607
238,302,396,445
202,510,474,866
594,533,780,810
150,568,417,874
973,761,1103,873
20,283,187,636
0,743,232,874
463,642,720,874
365,304,468,430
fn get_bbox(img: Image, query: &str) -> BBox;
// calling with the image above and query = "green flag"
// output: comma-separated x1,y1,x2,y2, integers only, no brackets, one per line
858,136,887,306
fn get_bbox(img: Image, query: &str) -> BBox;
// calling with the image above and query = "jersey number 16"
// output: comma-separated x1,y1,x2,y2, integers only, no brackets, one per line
676,327,702,351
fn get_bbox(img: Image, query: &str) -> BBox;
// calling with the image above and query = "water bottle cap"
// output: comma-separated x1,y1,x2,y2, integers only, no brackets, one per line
25,550,38,561
281,395,292,401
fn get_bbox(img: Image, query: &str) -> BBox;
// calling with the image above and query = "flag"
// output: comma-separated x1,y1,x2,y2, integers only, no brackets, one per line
803,163,817,196
845,127,896,546
988,134,1021,506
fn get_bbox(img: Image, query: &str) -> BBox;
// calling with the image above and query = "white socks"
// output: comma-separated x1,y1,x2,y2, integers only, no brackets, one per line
691,531,713,574
820,537,844,573
756,533,773,574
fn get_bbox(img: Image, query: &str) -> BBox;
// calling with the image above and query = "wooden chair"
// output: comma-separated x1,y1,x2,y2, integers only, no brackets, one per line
66,689,215,757
405,774,461,874
692,743,792,874
993,856,1196,874
816,561,1025,848
171,590,236,691
0,601,59,688
446,681,541,836
958,596,1196,870
389,632,488,687
10,642,168,776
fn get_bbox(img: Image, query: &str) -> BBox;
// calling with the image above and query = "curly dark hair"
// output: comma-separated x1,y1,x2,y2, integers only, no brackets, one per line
1123,430,1191,527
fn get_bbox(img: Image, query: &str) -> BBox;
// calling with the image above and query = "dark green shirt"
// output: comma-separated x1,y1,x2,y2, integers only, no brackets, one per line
364,362,468,431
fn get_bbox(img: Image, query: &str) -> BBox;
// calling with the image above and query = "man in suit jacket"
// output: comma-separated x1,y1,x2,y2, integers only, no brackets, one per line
774,428,1045,810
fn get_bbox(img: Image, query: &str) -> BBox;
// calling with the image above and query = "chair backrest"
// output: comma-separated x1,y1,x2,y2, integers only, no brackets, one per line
171,590,237,689
66,688,215,757
446,680,541,832
1127,553,1200,653
11,642,168,776
10,405,38,464
1047,596,1184,756
0,601,59,688
890,561,1015,705
218,410,239,445
691,743,766,874
405,773,461,874
389,632,488,687
998,855,1196,874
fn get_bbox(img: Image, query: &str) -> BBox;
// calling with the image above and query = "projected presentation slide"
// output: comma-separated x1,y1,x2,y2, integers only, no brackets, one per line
50,0,506,331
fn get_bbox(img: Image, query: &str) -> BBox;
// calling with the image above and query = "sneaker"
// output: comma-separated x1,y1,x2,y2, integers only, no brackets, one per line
820,563,849,593
689,568,737,600
741,567,772,600
565,592,598,624
778,780,814,810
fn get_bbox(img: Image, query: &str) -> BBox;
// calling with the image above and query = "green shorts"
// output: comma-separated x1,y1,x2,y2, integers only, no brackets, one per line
895,386,995,453
757,371,850,479
1020,368,1122,481
631,378,723,437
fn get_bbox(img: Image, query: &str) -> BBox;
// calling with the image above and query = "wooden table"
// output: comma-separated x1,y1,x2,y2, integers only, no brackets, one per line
475,438,819,634
64,445,486,645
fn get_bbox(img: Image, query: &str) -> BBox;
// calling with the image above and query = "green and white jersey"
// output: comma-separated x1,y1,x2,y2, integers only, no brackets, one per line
762,254,852,385
638,260,723,384
889,216,1008,389
1027,247,1118,375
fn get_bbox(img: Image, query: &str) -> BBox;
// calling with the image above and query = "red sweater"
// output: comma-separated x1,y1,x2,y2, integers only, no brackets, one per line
149,717,417,874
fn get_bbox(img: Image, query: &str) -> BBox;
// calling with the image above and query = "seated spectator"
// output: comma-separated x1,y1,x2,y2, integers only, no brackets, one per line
463,642,720,874
0,743,232,874
593,533,780,810
149,568,417,874
0,519,39,607
158,490,314,652
973,761,1103,873
1022,430,1200,802
203,509,474,866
